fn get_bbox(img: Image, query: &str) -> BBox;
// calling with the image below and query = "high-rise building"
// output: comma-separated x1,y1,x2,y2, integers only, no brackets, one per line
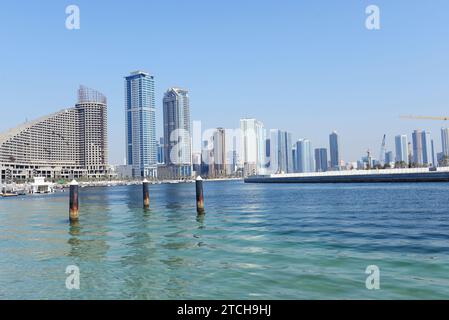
296,139,314,173
76,86,109,176
314,148,328,172
441,128,449,158
422,131,432,165
408,142,413,165
437,152,445,166
268,129,293,174
125,71,157,178
157,137,164,164
201,140,212,177
266,138,271,169
431,139,436,167
0,86,108,183
212,128,227,177
292,146,297,173
395,135,408,164
329,131,340,170
411,130,433,166
385,151,394,164
240,118,266,176
412,130,423,165
162,87,192,179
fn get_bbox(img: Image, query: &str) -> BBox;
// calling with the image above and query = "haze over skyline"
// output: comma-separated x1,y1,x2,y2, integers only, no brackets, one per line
1,0,448,164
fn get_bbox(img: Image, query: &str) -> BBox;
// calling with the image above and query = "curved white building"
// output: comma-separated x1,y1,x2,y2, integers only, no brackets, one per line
0,86,108,183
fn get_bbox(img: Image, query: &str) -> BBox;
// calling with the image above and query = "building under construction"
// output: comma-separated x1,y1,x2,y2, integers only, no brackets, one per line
0,86,109,183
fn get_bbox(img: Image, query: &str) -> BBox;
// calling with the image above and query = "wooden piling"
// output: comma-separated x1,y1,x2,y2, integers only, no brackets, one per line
143,178,150,209
196,176,205,214
69,180,79,221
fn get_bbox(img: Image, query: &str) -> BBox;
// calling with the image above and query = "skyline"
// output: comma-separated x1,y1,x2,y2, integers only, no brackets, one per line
1,1,449,164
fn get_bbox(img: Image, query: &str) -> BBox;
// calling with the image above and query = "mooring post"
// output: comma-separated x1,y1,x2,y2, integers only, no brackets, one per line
143,178,150,209
196,176,205,214
69,180,79,222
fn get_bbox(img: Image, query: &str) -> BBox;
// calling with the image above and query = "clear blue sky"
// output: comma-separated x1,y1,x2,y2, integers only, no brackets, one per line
0,0,448,164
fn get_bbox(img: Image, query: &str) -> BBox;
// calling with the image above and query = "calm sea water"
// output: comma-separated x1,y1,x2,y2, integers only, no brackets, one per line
1,180,449,299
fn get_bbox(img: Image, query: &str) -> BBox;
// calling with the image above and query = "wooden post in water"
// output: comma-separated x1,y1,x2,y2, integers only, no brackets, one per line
196,176,205,214
69,180,79,222
143,178,150,209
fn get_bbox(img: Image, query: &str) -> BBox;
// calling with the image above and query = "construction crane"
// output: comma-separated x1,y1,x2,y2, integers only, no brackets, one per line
379,134,386,166
400,115,449,121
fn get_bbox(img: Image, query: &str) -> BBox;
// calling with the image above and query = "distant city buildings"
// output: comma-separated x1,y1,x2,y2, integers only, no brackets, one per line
314,148,328,172
422,131,432,165
431,139,436,167
395,135,408,165
212,128,227,177
0,86,109,183
125,71,157,178
269,129,293,174
5,71,449,183
412,130,423,165
295,139,314,173
240,118,266,176
441,128,449,158
411,130,433,166
157,137,164,164
385,151,394,164
160,87,192,179
329,131,340,170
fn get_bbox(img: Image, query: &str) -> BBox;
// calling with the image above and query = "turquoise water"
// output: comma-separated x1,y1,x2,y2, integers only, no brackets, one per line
1,181,449,299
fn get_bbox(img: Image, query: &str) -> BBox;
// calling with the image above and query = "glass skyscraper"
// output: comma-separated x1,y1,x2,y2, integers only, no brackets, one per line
269,129,293,174
422,131,432,165
314,148,328,172
125,71,157,177
329,131,340,170
240,118,266,176
412,130,432,166
395,134,408,164
163,87,192,178
412,130,423,165
157,137,164,164
296,139,314,173
441,128,449,158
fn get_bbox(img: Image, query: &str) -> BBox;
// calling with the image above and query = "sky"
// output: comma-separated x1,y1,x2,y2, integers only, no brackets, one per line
0,0,448,164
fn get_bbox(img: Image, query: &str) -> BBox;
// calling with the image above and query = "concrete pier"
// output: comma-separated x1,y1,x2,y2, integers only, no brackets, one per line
244,168,449,184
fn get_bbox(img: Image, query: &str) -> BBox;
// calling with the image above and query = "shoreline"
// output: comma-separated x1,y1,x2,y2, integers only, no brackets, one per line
1,177,244,193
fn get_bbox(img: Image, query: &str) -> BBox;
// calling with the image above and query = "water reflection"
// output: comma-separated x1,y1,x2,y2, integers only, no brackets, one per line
66,190,111,261
163,184,185,210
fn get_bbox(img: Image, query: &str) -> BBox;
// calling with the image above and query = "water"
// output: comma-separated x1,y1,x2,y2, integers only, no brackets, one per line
1,181,449,299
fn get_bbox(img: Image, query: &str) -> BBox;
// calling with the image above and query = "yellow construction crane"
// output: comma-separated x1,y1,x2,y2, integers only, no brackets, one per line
400,115,449,121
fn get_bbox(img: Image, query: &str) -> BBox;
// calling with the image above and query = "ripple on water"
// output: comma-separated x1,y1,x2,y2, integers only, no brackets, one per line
1,181,449,299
